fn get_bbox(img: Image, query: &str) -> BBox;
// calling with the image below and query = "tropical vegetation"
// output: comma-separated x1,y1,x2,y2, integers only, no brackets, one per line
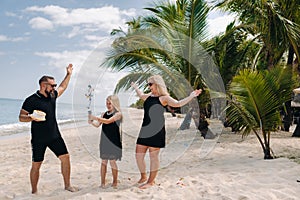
215,0,300,132
101,0,300,159
226,67,296,159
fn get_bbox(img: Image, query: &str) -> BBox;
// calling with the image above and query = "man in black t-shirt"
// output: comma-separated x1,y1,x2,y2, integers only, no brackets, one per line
19,64,78,194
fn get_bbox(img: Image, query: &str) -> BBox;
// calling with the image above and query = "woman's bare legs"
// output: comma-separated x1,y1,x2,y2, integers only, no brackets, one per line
139,147,160,189
135,144,148,183
109,160,118,188
101,160,108,188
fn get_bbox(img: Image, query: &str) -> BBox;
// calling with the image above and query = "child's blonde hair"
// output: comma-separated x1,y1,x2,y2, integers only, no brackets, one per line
147,75,169,96
107,95,123,137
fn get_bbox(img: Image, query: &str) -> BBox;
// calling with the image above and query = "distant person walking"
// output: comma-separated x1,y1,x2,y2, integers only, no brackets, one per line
292,87,300,137
131,75,202,189
88,95,123,188
19,64,78,194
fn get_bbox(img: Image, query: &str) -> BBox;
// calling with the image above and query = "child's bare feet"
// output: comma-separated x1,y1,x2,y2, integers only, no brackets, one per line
111,182,118,189
65,186,79,192
137,177,147,184
139,182,155,189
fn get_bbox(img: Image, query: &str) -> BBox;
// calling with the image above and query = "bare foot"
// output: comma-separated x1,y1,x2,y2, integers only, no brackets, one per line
111,183,118,189
65,186,79,192
100,184,106,189
137,177,147,184
139,182,155,189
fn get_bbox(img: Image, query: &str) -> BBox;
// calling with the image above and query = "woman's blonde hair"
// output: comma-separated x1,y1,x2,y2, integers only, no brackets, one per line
107,95,121,113
148,75,169,96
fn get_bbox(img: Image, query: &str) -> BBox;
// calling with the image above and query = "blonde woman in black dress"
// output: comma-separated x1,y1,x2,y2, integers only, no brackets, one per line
131,75,202,189
88,95,122,188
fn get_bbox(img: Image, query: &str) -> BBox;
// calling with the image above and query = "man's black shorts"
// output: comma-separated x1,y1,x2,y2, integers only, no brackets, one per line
31,137,68,162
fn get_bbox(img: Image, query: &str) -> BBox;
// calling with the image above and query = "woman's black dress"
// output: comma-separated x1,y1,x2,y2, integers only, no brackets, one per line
136,96,166,148
100,111,122,160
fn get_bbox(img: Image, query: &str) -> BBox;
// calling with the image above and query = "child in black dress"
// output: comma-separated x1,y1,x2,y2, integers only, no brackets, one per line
88,95,122,188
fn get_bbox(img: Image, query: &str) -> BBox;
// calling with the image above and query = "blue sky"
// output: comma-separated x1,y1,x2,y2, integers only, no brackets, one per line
0,0,233,106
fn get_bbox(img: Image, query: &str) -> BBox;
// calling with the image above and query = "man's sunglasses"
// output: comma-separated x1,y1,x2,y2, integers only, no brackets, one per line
44,82,57,87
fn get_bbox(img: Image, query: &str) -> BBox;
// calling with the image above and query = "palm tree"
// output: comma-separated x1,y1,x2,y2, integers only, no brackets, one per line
226,67,296,159
204,21,261,88
278,0,300,67
103,0,226,125
215,0,300,69
215,0,300,131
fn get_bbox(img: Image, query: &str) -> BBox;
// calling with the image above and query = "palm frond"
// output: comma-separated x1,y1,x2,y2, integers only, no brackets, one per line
227,68,289,133
113,73,151,93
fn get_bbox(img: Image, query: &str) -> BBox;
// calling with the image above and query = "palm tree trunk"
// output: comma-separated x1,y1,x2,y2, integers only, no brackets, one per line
264,147,273,159
253,128,273,159
263,131,273,159
253,130,267,158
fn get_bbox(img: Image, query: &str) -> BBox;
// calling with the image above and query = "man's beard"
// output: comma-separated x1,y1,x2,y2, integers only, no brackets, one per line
46,90,55,98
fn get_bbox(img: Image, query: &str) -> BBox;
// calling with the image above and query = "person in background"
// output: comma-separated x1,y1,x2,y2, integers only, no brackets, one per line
19,64,78,194
131,75,202,189
88,95,123,188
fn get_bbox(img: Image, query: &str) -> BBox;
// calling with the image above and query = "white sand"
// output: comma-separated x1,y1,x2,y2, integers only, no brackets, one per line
1,108,300,200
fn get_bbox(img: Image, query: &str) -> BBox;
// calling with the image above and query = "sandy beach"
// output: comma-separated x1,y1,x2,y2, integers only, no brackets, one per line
1,108,300,200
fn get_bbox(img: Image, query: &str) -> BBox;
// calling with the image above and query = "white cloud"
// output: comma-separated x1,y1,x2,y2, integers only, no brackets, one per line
208,14,235,37
25,5,137,36
120,8,137,17
82,35,111,48
66,26,81,38
5,11,18,17
25,5,68,17
11,37,27,42
5,11,23,20
84,35,108,42
0,35,28,42
0,35,9,41
28,17,54,30
34,50,92,73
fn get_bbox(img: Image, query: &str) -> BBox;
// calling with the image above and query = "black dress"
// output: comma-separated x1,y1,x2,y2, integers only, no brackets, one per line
100,111,122,160
137,96,166,148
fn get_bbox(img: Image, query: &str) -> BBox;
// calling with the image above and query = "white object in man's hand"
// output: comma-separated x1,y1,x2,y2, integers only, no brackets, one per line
29,110,46,121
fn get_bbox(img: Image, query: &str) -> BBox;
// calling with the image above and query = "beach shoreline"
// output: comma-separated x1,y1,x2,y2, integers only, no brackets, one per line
1,108,300,200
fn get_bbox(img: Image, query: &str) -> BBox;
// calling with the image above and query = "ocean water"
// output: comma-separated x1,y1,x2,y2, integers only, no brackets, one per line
0,98,104,138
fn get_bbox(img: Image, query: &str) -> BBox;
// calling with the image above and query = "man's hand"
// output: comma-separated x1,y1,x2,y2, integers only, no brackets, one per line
57,63,73,97
66,64,73,75
29,114,45,122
